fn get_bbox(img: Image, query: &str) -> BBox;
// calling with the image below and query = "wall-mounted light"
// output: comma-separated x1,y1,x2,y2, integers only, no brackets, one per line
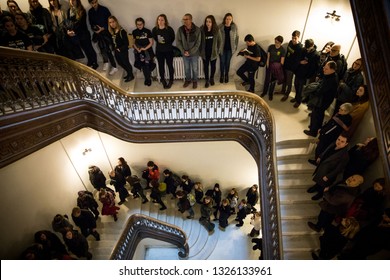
325,10,341,21
82,148,92,155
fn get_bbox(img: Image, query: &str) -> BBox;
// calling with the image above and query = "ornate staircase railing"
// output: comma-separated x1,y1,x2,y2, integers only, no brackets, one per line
110,213,189,259
0,47,281,259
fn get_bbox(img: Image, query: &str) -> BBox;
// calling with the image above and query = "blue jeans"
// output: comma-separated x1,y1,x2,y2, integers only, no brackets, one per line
183,56,198,81
220,50,232,77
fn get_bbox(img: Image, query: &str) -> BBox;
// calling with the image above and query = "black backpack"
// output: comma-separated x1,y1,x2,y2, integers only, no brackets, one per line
339,54,348,79
258,45,267,67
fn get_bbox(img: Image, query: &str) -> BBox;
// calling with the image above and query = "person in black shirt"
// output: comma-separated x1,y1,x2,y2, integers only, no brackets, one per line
152,14,175,89
200,15,222,88
132,17,155,86
0,15,32,50
108,15,134,82
236,34,261,93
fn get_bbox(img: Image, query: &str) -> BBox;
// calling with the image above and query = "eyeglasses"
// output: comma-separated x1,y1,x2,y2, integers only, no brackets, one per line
330,49,339,52
182,18,190,21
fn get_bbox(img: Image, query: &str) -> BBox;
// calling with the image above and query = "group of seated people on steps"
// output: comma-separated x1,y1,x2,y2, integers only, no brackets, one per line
303,129,389,259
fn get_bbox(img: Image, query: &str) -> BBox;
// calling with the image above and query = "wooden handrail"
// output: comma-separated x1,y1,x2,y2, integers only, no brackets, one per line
110,214,189,259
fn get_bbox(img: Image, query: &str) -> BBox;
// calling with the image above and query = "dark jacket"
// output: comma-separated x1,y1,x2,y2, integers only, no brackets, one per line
311,72,339,109
64,230,90,258
89,167,107,190
246,188,259,206
284,40,303,72
313,144,349,187
295,47,320,79
71,209,97,236
177,195,191,212
320,184,360,216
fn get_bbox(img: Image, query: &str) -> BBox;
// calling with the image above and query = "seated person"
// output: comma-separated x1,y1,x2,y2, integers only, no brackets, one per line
236,34,261,93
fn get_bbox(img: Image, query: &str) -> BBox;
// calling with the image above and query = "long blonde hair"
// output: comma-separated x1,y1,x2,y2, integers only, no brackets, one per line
339,217,360,239
108,15,122,35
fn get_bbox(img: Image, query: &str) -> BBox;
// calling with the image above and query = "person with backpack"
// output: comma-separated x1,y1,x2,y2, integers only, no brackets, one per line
142,160,160,189
261,35,286,100
292,39,320,108
108,169,130,205
163,169,177,199
98,188,119,221
236,34,261,93
108,15,134,82
150,180,167,211
77,190,100,220
127,175,149,204
88,165,107,191
199,196,215,234
280,30,303,101
176,190,195,219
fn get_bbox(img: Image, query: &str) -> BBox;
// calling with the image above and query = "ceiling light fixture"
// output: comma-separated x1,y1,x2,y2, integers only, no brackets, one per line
325,10,341,21
82,148,92,155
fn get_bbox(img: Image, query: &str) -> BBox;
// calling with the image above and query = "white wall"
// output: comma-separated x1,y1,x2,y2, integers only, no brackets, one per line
0,128,258,259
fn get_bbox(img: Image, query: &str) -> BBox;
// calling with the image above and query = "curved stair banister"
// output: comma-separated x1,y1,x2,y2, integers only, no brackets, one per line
0,47,281,259
110,214,189,260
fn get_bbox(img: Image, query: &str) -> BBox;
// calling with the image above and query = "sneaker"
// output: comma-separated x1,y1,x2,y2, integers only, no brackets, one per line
183,80,191,88
103,63,109,71
109,67,118,75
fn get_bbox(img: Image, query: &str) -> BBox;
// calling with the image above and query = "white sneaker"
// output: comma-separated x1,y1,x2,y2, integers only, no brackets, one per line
109,67,118,75
103,63,109,71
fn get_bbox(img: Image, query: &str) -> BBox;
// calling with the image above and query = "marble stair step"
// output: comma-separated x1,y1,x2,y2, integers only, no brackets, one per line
277,154,316,170
280,204,320,219
279,188,317,204
282,235,320,251
281,219,320,235
283,251,315,260
276,139,316,157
